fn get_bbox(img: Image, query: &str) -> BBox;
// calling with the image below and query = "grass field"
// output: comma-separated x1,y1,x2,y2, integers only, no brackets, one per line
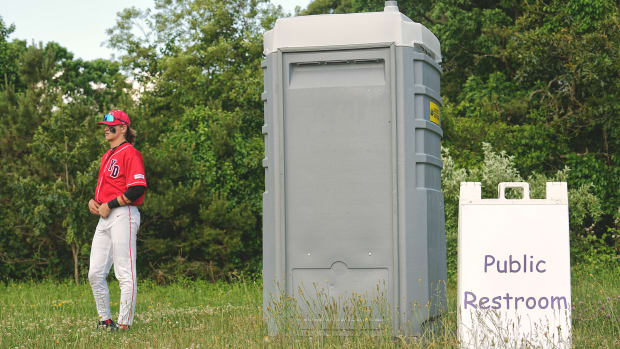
0,265,617,348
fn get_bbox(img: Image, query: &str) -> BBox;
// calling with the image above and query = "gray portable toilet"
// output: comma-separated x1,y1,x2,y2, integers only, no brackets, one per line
262,1,446,336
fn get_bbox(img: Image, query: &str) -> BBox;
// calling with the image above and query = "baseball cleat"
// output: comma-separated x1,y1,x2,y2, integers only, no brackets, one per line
118,324,130,330
97,319,118,330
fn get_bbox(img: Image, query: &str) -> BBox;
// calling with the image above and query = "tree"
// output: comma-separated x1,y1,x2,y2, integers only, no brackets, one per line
25,103,105,283
0,36,134,281
0,16,19,88
105,0,279,279
304,0,619,242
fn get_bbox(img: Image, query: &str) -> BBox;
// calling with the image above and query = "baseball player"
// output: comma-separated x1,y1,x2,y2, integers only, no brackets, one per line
87,110,147,330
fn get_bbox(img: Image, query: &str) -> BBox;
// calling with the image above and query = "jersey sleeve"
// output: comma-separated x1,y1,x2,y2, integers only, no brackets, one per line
125,148,147,188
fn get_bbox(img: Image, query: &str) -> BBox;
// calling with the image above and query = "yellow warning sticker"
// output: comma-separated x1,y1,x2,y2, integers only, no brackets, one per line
430,101,440,125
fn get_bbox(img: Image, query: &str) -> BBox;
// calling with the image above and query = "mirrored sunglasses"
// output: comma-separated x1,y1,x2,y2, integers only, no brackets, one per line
103,113,127,124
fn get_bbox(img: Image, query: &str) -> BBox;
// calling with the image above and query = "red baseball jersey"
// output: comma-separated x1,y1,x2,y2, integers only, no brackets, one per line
95,142,147,205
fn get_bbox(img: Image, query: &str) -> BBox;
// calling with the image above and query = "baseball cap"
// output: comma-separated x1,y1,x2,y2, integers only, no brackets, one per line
99,110,130,126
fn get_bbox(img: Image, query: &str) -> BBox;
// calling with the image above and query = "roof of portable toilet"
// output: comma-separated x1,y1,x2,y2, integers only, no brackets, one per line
263,2,442,63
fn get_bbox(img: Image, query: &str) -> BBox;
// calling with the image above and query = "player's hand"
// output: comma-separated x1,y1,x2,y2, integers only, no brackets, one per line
98,203,111,218
89,199,101,215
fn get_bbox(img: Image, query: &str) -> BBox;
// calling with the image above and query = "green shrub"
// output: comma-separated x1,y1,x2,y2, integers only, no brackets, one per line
441,144,608,277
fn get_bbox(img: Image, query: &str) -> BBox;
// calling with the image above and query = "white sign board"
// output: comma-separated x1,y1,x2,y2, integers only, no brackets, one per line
458,182,571,348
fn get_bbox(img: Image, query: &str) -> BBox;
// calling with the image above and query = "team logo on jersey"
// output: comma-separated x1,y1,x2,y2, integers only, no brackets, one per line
108,159,120,178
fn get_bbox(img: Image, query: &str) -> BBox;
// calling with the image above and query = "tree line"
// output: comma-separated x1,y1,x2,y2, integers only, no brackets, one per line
0,0,617,282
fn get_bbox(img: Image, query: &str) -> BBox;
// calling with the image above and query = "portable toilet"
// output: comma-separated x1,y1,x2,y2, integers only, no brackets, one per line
262,1,446,336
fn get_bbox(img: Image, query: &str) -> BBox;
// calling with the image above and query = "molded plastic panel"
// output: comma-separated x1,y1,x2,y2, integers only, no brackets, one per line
263,43,445,336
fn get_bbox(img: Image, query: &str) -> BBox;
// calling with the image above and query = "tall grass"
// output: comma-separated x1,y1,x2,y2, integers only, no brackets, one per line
0,266,617,348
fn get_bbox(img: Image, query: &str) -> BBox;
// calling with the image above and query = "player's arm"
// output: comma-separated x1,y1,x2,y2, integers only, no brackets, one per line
99,186,146,218
107,185,146,208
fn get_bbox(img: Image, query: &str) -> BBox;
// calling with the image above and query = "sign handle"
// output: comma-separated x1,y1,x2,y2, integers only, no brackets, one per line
498,182,530,200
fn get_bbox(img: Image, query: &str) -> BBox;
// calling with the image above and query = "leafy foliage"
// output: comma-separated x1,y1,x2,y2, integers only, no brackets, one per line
442,144,610,276
0,16,133,281
0,0,618,281
305,0,619,271
104,0,275,280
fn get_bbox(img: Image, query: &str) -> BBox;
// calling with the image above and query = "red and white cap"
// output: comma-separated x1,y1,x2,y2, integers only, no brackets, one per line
99,110,131,126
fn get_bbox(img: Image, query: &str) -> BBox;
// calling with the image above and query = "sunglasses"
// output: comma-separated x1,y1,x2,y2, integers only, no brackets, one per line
103,113,128,124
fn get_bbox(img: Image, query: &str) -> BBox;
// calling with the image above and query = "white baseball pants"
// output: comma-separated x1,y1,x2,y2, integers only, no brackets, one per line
88,206,140,325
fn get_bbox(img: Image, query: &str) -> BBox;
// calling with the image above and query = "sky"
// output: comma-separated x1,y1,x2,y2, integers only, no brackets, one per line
1,0,311,61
